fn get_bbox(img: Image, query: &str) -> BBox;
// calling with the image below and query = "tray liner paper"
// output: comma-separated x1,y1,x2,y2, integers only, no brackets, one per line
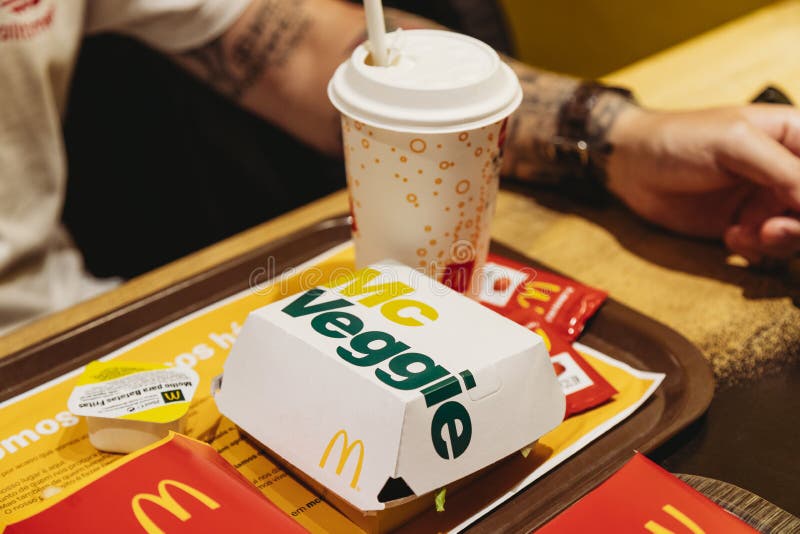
0,243,664,533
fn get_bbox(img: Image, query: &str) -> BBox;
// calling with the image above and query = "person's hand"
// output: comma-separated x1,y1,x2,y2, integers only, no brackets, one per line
606,104,800,262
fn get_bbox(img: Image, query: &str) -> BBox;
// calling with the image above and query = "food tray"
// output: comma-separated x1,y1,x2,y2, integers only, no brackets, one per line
0,215,714,532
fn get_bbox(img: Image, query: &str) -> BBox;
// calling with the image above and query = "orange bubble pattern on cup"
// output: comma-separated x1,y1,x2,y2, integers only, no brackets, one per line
341,115,505,286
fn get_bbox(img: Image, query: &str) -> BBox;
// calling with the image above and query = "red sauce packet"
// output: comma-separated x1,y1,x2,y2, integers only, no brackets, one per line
478,254,607,341
478,254,616,417
537,327,618,418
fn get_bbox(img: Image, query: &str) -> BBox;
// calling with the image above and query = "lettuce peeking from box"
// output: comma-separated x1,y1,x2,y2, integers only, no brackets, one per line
214,260,565,516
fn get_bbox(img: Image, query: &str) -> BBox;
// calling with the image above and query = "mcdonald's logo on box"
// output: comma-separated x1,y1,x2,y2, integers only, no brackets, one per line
3,433,307,534
319,430,365,490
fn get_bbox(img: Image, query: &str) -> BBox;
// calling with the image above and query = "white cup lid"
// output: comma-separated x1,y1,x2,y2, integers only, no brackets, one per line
328,29,522,133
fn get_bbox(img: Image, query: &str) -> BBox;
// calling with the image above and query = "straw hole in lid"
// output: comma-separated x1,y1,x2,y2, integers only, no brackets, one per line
364,51,401,67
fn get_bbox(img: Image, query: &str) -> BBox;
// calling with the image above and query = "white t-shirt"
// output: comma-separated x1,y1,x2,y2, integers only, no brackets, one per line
0,0,250,333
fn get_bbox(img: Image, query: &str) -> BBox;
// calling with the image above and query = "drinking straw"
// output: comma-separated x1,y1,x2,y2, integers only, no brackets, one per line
364,0,389,66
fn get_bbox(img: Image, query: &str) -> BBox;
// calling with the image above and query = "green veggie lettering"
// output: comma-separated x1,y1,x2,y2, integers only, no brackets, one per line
281,285,475,459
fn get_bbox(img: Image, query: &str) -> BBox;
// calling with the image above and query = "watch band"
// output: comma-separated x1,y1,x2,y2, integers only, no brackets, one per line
552,82,636,201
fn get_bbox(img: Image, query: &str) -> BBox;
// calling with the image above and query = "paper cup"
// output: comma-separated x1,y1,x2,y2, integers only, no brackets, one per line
329,30,521,296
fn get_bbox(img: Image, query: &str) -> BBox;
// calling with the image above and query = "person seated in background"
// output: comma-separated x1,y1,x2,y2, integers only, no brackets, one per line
1,0,799,334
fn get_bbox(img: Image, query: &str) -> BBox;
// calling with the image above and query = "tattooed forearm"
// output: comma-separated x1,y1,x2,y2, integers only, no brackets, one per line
181,0,311,100
501,57,635,183
500,58,580,182
177,0,633,170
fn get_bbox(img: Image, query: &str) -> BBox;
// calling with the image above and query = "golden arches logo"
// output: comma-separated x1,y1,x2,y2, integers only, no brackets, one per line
319,430,364,489
645,504,705,534
516,280,562,309
131,479,220,534
160,389,185,403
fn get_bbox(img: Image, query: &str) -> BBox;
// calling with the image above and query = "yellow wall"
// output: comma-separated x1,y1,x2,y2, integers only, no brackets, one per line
499,0,775,78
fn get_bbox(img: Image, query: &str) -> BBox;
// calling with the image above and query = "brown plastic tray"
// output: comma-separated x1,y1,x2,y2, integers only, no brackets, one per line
0,215,714,532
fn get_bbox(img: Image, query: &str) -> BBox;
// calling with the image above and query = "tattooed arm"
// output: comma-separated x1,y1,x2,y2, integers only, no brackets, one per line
499,69,580,183
174,0,631,175
500,65,636,184
173,0,364,156
502,57,800,261
174,0,630,179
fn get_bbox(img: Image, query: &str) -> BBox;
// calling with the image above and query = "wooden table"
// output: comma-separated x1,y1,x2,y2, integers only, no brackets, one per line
2,0,799,518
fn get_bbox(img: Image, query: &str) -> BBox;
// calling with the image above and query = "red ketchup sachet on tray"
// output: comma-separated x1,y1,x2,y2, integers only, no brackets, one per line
478,254,616,417
479,254,607,340
535,327,617,417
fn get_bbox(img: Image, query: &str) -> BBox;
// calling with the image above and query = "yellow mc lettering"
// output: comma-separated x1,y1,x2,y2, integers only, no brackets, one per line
328,267,438,326
331,267,414,307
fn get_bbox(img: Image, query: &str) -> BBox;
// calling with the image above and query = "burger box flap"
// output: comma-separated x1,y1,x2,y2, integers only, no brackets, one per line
214,260,566,513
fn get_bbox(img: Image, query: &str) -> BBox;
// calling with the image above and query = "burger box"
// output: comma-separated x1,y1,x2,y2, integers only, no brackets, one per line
214,261,566,532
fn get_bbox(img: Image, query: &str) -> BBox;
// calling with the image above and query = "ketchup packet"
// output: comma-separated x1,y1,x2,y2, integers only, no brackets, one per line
478,254,615,416
478,254,607,340
536,327,618,417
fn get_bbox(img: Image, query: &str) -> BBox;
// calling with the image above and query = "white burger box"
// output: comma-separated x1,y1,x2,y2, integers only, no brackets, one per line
214,261,565,532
